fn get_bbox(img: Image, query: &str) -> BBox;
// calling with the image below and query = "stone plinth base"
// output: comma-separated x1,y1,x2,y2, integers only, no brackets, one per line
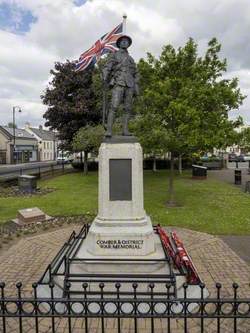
36,226,209,312
78,215,156,257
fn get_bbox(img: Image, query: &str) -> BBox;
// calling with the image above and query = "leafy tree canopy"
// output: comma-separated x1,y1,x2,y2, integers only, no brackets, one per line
42,61,102,149
72,124,105,154
72,124,104,174
133,37,245,204
134,38,245,157
239,127,250,152
7,122,17,129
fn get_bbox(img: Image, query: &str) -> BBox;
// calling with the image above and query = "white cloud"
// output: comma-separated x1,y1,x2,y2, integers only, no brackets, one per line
0,0,249,127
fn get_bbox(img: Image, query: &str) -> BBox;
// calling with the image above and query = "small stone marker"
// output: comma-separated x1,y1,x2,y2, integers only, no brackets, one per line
12,207,52,226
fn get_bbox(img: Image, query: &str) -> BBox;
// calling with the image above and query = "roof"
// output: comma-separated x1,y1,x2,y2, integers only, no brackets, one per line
28,127,56,141
0,126,36,140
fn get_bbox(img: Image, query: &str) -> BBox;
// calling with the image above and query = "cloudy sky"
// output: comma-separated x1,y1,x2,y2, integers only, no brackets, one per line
0,0,249,128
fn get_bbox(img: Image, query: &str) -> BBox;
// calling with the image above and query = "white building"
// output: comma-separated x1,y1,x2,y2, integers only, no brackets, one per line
25,124,58,161
0,126,38,164
214,124,250,156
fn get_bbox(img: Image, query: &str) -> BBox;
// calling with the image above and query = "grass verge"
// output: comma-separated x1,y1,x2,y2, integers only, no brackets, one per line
0,170,249,235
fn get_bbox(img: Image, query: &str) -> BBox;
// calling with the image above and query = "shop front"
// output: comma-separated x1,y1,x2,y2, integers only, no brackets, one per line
13,145,38,164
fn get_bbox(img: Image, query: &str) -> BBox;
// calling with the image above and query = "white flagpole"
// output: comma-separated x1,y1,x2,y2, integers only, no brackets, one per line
123,13,127,34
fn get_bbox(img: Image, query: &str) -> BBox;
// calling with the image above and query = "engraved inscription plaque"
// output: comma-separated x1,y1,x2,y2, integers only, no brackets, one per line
109,159,132,201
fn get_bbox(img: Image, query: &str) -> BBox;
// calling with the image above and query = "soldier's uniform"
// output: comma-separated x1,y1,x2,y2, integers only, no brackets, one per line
102,35,139,137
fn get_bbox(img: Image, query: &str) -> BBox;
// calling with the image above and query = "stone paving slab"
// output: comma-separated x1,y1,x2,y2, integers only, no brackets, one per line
0,224,249,332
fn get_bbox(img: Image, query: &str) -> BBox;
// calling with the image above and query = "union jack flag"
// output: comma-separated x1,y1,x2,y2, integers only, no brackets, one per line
75,23,123,71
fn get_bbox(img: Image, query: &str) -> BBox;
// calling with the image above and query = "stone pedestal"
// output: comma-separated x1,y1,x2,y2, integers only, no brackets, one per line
77,137,157,259
37,136,208,304
18,175,37,193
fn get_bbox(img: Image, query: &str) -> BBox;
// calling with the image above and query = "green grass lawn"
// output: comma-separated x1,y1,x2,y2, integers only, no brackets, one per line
0,170,250,235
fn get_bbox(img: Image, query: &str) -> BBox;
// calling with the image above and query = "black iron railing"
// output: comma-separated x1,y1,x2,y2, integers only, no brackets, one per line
0,282,249,333
1,225,249,332
37,224,179,299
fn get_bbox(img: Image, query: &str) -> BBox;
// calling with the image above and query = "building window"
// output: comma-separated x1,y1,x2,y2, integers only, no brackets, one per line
44,142,46,149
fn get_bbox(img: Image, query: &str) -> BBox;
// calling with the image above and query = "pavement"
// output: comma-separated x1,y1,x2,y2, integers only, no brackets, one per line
0,225,249,332
220,235,250,265
0,161,71,182
0,160,57,171
209,164,250,191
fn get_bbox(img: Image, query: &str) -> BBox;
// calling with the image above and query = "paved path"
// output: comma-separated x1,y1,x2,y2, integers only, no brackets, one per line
0,162,72,182
208,167,250,190
0,225,249,332
0,160,57,170
219,235,250,265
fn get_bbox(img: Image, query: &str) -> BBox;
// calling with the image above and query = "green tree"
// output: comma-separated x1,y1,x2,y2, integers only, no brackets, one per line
134,38,245,206
72,125,105,174
7,122,17,129
239,127,250,153
42,60,102,149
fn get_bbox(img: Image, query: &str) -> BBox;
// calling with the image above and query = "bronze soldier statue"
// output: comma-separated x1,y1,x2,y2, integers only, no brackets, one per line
102,35,139,137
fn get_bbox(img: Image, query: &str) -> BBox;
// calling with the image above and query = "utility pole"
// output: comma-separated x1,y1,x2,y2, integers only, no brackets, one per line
12,106,21,164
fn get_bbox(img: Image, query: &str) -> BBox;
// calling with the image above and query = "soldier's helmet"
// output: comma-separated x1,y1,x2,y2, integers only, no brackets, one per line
116,35,132,48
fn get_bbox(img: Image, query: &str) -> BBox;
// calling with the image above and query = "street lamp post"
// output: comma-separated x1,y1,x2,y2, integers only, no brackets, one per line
12,106,22,164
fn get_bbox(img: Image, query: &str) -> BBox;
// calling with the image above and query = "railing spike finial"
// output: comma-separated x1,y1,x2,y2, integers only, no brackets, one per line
32,282,38,289
132,282,138,289
183,283,188,289
0,282,5,289
49,282,55,289
115,282,121,289
149,283,155,289
99,282,105,290
233,282,239,289
66,282,71,289
82,282,88,290
16,282,22,289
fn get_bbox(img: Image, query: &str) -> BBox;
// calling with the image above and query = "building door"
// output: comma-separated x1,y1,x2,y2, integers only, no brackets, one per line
15,151,22,164
0,151,6,164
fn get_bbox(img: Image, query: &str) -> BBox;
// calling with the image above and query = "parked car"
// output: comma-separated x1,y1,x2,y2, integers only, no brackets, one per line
200,155,209,161
243,154,250,161
236,154,245,162
228,153,237,162
200,155,220,162
57,156,73,164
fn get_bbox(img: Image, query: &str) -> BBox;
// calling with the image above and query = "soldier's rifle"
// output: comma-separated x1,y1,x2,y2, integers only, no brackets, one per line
101,72,108,129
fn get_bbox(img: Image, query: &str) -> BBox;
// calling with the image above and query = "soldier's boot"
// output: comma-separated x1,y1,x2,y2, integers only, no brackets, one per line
105,110,114,137
122,113,132,136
